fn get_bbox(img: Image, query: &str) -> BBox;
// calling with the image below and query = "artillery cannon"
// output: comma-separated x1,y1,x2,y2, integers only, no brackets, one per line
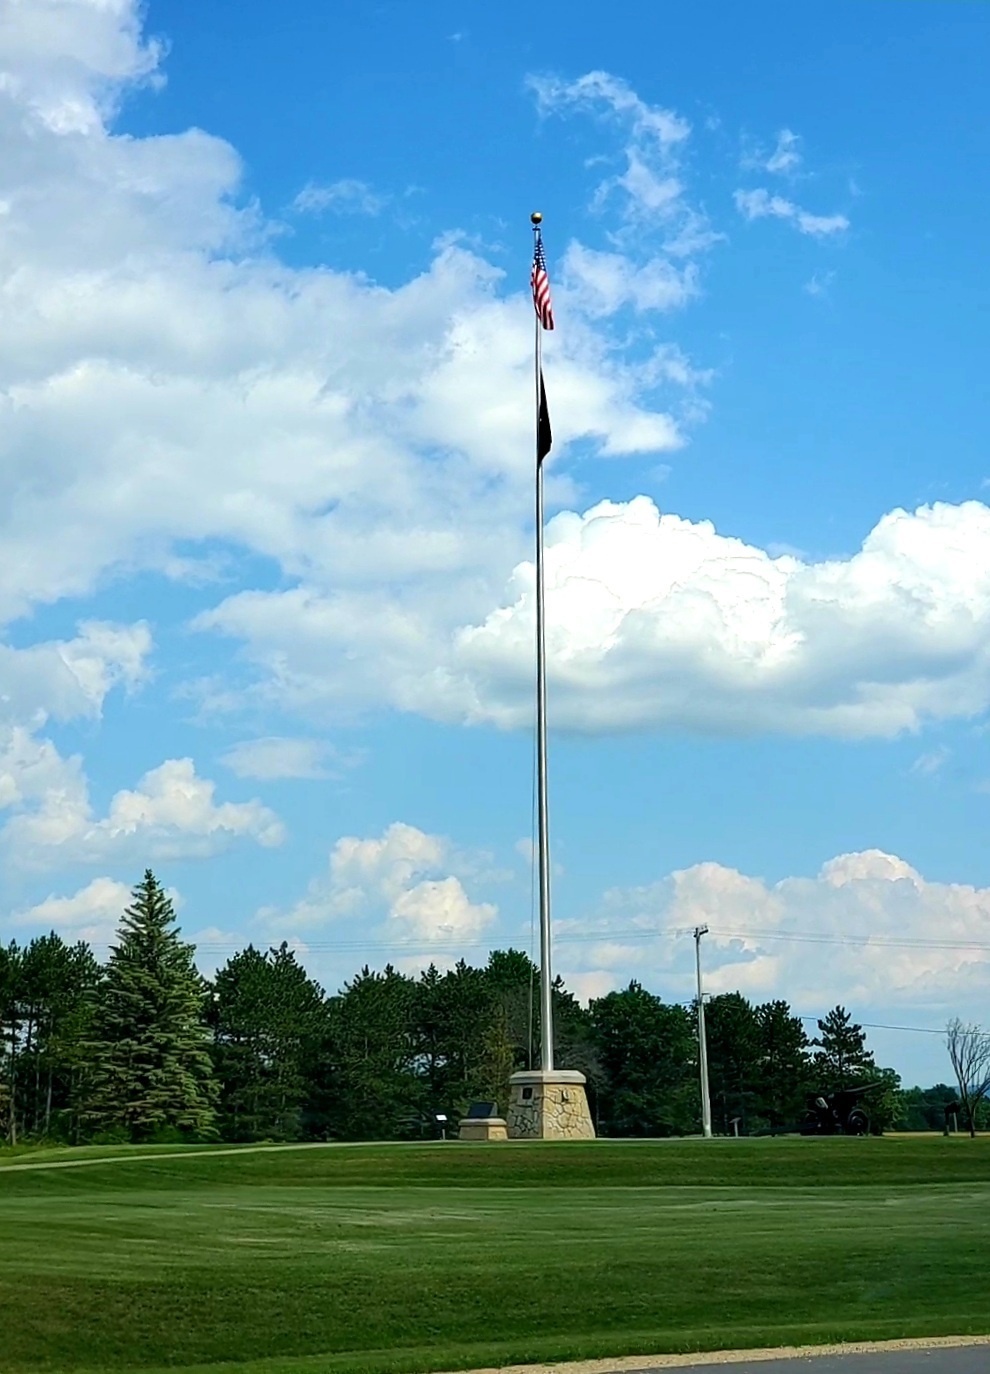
800,1081,884,1136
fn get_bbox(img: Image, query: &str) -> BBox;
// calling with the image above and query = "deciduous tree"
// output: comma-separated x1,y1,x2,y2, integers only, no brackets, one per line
946,1017,990,1138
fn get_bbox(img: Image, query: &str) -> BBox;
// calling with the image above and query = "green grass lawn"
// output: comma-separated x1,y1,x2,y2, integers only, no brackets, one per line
2,1137,989,1374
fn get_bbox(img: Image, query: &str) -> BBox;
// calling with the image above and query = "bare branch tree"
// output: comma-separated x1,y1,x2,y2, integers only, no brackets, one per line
946,1018,990,1138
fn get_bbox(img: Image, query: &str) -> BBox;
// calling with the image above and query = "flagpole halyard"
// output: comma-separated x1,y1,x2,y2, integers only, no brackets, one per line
532,211,554,1075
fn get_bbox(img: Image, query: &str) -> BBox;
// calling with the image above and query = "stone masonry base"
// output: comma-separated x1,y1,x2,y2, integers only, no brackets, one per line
506,1069,595,1140
457,1116,508,1142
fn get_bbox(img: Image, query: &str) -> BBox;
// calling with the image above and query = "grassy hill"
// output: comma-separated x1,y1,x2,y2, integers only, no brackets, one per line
2,1137,989,1374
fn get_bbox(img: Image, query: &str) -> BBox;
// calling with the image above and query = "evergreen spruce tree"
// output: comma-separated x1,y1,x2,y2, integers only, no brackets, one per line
477,1001,515,1113
484,948,540,1072
81,871,216,1141
590,982,697,1137
320,965,420,1140
812,1005,875,1091
0,941,22,1144
753,999,813,1130
703,993,761,1134
211,943,326,1142
19,934,99,1141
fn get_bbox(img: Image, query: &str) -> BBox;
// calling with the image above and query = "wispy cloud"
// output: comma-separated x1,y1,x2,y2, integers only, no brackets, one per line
221,737,331,780
911,746,950,778
527,70,698,237
765,128,802,175
560,242,699,316
525,67,721,364
529,70,690,151
805,269,837,297
735,187,848,238
221,736,361,781
293,178,384,216
736,127,847,239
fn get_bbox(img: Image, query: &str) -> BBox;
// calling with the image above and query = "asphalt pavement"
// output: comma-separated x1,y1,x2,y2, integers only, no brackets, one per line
641,1347,988,1374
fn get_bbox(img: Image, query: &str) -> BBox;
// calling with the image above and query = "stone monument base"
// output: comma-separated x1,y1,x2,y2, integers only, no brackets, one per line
457,1115,508,1142
506,1069,595,1140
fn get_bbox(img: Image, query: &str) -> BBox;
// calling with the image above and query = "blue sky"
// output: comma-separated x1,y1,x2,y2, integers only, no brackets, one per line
3,0,990,1085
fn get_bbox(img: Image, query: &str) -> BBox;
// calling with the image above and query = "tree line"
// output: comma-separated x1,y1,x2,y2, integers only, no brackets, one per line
0,870,980,1146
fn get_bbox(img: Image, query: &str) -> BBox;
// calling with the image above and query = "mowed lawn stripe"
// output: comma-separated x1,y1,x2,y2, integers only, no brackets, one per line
2,1141,989,1374
4,1137,990,1191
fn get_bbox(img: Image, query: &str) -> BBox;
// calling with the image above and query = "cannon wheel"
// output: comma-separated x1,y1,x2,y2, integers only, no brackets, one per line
845,1108,869,1136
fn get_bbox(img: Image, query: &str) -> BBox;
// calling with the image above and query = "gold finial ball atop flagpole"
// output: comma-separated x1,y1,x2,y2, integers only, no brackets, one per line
530,211,543,225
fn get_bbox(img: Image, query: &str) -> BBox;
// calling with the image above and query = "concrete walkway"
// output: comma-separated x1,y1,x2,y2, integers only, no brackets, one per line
0,1140,398,1172
665,1343,989,1373
462,1339,990,1374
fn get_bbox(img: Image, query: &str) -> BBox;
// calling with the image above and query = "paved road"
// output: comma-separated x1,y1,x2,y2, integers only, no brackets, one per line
642,1347,988,1374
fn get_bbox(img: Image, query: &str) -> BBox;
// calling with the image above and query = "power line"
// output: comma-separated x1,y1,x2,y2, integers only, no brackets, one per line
76,939,985,1040
798,1015,990,1040
800,1015,941,1036
716,927,990,952
84,920,990,958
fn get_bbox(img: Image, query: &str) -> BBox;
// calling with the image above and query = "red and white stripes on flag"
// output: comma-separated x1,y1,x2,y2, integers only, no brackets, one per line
531,234,554,331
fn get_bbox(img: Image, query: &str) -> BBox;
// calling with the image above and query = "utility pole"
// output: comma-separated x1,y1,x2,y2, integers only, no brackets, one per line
694,924,712,1139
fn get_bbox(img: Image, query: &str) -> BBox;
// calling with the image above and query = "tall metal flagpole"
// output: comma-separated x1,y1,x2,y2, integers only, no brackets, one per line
532,211,554,1074
496,212,591,1142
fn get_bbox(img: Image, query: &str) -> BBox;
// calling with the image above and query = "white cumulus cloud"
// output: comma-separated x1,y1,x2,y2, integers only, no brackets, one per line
0,0,163,135
447,495,990,737
0,21,691,651
0,621,151,730
0,727,83,812
0,18,722,785
265,820,497,947
13,874,138,947
207,494,990,739
560,848,990,1024
2,754,284,867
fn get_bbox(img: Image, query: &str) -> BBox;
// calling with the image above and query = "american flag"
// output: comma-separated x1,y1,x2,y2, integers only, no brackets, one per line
531,234,554,331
